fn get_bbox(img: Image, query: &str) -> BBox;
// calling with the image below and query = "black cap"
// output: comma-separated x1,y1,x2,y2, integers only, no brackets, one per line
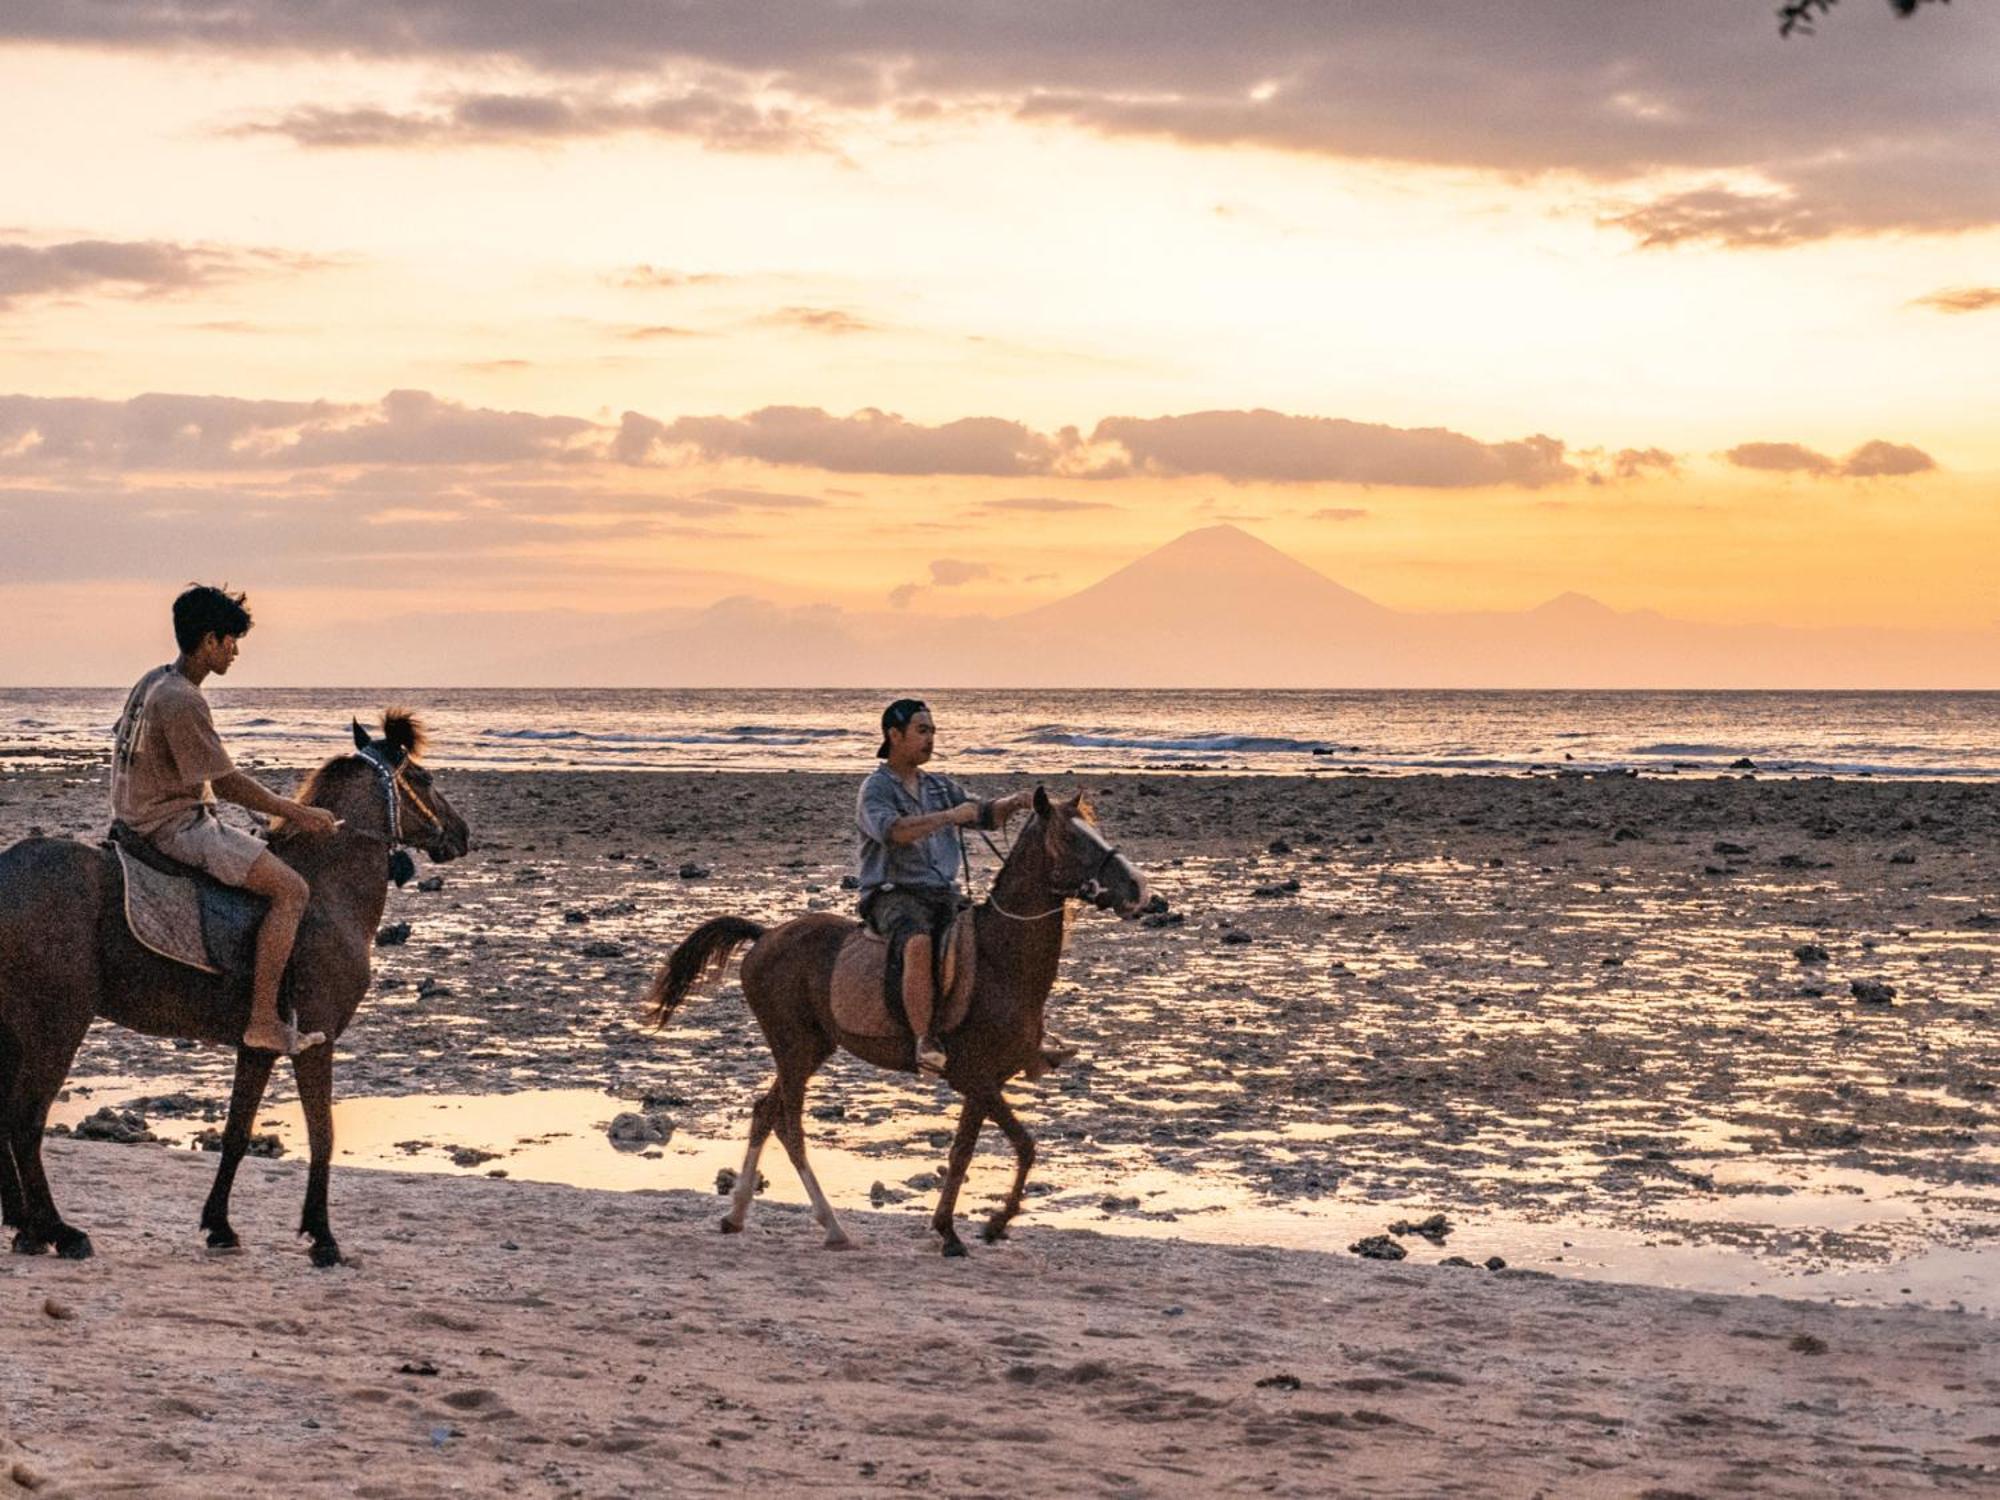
876,697,928,758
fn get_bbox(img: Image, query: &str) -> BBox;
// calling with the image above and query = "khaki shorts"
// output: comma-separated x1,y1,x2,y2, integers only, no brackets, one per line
151,808,269,886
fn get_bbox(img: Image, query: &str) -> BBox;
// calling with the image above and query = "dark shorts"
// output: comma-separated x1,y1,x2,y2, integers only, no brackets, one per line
861,885,960,939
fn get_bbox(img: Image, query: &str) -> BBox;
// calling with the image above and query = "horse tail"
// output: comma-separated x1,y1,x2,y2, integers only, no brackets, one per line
640,916,766,1029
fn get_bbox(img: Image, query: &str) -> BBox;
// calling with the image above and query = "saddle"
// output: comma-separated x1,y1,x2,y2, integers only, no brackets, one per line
829,909,978,1039
106,823,267,977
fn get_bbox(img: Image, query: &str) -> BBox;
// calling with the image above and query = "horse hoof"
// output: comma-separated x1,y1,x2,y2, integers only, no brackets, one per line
981,1223,1009,1245
940,1239,969,1259
55,1230,94,1261
823,1235,856,1252
11,1231,49,1257
206,1227,240,1251
309,1240,343,1269
718,1217,743,1235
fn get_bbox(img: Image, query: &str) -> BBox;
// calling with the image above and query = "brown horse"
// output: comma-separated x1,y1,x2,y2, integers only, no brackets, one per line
642,787,1149,1256
0,711,469,1265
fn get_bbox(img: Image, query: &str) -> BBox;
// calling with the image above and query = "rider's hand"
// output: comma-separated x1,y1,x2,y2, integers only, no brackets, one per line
290,804,339,837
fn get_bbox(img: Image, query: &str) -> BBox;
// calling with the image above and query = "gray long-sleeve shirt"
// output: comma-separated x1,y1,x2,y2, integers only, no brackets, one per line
854,765,970,895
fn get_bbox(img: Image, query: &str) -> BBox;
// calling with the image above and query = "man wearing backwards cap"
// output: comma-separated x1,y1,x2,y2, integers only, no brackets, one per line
854,698,1037,1077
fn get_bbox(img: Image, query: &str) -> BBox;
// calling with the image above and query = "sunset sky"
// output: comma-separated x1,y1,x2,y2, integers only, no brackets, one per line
3,0,1997,682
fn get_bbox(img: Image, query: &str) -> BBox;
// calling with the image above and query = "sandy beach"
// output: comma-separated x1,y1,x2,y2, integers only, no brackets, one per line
3,1138,1996,1499
3,764,1998,1494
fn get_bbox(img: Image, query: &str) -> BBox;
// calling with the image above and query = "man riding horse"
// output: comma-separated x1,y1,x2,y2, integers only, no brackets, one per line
855,698,1073,1078
110,585,339,1056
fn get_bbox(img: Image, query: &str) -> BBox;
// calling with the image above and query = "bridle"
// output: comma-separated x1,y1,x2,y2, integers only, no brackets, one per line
353,744,444,853
984,816,1128,923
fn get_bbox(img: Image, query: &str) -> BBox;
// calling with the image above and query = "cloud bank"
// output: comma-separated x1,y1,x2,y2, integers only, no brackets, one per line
14,0,1996,243
1724,439,1936,478
0,389,1935,492
0,239,305,309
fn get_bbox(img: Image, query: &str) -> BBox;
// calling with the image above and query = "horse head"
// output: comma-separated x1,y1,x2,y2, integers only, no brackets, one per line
1033,785,1149,917
323,709,471,865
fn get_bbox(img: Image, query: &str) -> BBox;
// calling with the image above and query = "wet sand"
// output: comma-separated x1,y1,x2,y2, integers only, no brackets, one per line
2,1139,1997,1498
3,765,1999,1492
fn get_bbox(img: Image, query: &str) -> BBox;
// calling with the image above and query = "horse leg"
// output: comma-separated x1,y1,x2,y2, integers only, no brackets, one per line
766,1034,849,1249
719,1083,783,1235
6,1027,94,1259
979,1094,1036,1244
930,1094,988,1258
0,1027,24,1231
198,1047,277,1250
292,1042,342,1268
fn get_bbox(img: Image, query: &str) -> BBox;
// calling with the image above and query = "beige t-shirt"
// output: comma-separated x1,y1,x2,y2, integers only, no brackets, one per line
110,665,236,835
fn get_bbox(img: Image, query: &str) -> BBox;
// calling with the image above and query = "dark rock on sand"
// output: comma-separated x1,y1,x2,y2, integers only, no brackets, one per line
72,1107,156,1144
1484,1256,1508,1271
1349,1235,1407,1261
128,1091,208,1119
1793,944,1830,964
678,863,711,880
1851,979,1897,1005
375,922,412,947
192,1127,284,1158
1388,1213,1451,1244
608,1112,674,1149
581,940,626,959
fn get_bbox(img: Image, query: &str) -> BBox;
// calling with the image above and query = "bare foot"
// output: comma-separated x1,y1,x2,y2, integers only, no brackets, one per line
1024,1035,1079,1079
243,1020,327,1056
915,1037,948,1078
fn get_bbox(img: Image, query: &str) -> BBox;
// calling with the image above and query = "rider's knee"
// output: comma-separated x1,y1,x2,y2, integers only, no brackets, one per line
266,866,310,913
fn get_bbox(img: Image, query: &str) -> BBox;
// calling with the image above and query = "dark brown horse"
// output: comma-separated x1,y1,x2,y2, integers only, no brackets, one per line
642,788,1149,1256
0,711,469,1265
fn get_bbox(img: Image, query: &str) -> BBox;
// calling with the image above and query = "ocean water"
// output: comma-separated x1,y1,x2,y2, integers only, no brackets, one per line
4,686,1999,778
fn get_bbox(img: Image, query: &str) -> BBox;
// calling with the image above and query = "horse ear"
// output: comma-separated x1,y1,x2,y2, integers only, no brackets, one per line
1033,785,1051,819
351,719,371,752
1074,793,1094,820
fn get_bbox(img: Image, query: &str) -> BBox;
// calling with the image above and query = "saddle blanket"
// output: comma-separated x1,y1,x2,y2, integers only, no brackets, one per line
829,910,977,1038
114,843,265,976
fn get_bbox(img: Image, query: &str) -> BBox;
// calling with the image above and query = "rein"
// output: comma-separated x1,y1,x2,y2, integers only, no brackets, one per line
981,816,1126,923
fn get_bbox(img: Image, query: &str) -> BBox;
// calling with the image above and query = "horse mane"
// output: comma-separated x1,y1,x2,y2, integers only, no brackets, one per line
382,707,427,760
270,755,366,843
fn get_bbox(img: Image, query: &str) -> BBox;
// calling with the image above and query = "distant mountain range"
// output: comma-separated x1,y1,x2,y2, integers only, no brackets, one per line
239,524,2000,687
